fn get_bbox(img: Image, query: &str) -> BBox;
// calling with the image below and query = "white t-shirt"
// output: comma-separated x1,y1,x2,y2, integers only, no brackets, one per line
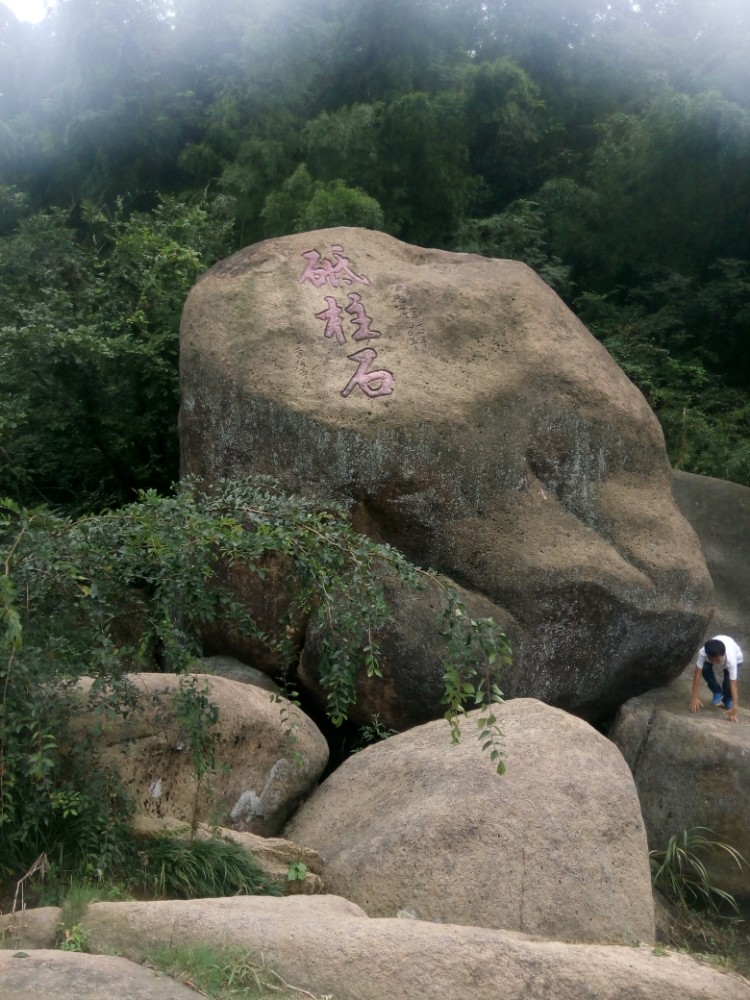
696,635,744,681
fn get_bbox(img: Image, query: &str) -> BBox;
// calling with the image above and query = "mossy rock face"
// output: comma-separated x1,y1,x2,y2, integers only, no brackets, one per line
71,673,329,837
180,227,713,721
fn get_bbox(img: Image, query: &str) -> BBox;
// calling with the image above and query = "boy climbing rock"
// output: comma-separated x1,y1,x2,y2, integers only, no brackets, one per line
690,635,742,723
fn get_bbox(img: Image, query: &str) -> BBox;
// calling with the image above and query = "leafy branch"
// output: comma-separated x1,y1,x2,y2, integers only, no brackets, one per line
0,476,510,877
440,589,510,774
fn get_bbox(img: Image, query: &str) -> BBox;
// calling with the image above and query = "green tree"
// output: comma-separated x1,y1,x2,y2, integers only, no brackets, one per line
693,258,750,385
375,90,474,246
461,58,550,212
584,90,750,285
630,0,750,103
322,0,474,104
262,164,384,236
3,0,200,205
455,199,572,295
0,194,232,510
217,110,302,244
302,103,382,190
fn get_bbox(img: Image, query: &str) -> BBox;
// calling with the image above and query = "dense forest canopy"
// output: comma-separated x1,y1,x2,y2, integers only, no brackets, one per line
1,0,750,509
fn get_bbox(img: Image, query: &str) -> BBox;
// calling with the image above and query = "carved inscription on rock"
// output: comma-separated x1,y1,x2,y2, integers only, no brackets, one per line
299,244,395,400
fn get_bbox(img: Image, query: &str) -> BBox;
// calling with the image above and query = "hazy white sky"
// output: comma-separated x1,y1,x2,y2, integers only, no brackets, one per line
5,0,54,23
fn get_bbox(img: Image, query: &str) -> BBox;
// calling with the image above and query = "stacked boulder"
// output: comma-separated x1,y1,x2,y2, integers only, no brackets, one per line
179,228,712,723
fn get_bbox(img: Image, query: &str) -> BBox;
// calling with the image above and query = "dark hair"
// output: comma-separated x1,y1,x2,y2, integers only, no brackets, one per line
704,639,726,658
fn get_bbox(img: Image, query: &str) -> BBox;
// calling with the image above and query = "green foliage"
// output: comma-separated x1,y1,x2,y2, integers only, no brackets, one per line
576,277,750,484
146,943,325,1000
694,258,750,386
660,397,750,485
579,90,750,287
461,58,550,210
262,164,385,237
0,496,137,878
439,596,509,774
374,89,475,246
14,836,277,914
665,912,750,980
171,675,222,836
52,880,131,917
650,828,748,916
286,860,308,881
0,194,232,509
127,836,282,900
298,179,384,232
218,120,301,245
323,0,474,103
58,923,89,952
529,178,604,283
455,200,572,295
350,715,399,753
1,477,509,882
302,103,382,188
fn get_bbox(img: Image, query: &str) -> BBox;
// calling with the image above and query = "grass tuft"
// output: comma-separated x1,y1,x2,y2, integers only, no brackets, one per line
650,827,747,916
127,836,283,900
147,943,332,999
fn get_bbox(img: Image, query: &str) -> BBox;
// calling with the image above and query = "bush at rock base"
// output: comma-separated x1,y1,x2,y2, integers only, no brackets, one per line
0,478,507,886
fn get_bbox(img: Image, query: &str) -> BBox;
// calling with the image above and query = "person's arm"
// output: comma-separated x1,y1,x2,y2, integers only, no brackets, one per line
690,667,704,712
725,679,739,722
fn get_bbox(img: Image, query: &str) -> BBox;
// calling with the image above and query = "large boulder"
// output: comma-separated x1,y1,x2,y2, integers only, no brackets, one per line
672,469,750,638
179,228,712,720
609,677,750,901
284,699,655,945
7,898,749,1000
607,471,750,901
73,673,329,836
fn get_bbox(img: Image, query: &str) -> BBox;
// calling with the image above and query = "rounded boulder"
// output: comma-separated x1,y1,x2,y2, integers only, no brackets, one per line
284,698,656,944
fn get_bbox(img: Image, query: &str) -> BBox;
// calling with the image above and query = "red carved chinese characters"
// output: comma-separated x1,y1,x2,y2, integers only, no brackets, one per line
340,349,395,399
298,246,371,288
301,245,394,401
315,296,347,346
345,292,381,341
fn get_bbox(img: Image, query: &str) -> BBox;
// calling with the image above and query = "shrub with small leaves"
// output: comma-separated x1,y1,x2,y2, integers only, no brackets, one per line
1,476,510,886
